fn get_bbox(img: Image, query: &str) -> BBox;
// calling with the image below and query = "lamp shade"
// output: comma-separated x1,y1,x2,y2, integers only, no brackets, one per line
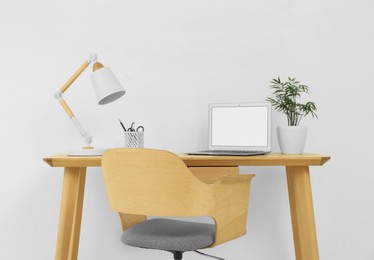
91,67,126,105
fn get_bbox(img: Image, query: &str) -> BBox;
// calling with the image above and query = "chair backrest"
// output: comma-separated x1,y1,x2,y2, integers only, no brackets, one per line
102,148,211,217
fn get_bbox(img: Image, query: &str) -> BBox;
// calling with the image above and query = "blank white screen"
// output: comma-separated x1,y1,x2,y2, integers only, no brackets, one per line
211,106,268,147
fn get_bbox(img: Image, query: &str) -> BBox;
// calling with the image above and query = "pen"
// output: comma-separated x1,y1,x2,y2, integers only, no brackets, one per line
118,119,127,132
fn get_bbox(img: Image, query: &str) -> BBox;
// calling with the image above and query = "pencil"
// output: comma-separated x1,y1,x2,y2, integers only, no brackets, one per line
118,119,127,132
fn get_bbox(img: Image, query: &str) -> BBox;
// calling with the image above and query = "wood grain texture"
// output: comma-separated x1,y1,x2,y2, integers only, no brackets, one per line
58,99,75,118
59,60,89,93
287,166,319,260
43,153,330,168
55,167,86,260
93,62,104,71
179,153,330,167
189,166,239,183
118,213,147,231
101,148,255,247
44,151,330,259
43,155,101,168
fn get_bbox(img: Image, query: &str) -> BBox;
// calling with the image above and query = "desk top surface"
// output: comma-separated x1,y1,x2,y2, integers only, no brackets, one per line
44,153,330,168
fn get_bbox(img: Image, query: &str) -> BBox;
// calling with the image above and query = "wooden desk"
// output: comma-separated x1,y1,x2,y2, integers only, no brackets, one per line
44,153,330,260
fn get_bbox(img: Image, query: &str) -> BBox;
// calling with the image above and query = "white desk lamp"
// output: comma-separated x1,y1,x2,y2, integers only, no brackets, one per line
54,53,125,156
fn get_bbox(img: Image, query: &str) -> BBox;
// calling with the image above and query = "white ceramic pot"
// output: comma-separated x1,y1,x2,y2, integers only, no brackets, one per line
277,126,307,154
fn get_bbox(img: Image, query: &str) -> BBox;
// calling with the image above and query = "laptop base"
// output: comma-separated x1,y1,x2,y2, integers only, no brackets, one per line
187,150,269,156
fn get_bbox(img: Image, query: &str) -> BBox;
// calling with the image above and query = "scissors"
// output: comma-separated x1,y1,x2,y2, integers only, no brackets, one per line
127,122,144,132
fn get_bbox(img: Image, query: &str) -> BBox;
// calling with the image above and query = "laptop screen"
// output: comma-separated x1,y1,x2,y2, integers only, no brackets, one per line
209,103,271,151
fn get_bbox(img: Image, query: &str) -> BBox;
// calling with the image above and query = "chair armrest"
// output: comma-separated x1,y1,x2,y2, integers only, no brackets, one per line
209,174,255,247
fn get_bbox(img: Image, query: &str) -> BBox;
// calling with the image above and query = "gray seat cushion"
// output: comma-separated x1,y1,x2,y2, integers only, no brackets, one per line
121,218,215,252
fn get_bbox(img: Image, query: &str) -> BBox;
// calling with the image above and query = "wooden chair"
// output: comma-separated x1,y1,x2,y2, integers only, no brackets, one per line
102,148,255,260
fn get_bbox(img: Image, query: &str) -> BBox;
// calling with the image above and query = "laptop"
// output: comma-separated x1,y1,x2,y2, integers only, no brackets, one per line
189,102,271,156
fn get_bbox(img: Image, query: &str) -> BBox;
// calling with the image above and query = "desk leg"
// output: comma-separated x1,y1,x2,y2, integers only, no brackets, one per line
55,167,87,260
286,166,319,260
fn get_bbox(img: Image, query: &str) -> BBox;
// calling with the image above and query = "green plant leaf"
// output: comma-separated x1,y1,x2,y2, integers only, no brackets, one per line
266,77,317,125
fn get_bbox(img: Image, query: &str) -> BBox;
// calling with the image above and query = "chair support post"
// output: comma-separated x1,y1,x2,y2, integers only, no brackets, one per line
173,251,183,260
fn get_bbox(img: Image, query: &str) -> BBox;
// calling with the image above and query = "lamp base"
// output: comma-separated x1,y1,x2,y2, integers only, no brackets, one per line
67,147,105,156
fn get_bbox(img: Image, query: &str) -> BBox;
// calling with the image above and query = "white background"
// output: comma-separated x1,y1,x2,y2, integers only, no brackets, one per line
1,0,373,259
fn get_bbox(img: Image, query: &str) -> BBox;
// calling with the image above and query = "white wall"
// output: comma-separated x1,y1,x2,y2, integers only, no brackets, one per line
1,0,373,259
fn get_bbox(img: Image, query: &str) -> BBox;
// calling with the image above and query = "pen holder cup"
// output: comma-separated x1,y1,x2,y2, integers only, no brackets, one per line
124,131,144,148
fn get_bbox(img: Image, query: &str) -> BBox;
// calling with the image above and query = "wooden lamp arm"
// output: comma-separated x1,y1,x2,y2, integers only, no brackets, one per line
59,60,90,94
54,54,98,147
58,98,75,118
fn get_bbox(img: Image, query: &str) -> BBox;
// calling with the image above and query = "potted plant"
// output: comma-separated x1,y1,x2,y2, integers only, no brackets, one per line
266,77,317,154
